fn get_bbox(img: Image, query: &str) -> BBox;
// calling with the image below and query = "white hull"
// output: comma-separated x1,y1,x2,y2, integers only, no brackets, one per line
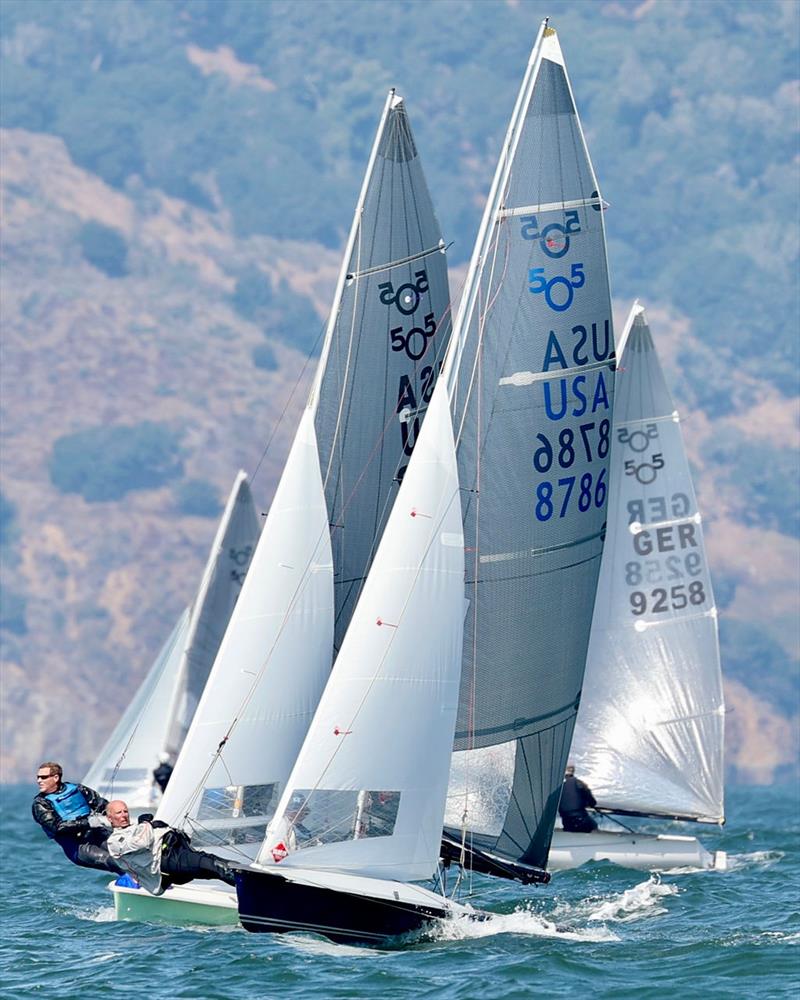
548,828,727,871
110,879,238,926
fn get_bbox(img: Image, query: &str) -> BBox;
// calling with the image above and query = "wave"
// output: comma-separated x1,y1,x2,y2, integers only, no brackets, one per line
725,850,785,871
430,904,619,943
582,876,678,923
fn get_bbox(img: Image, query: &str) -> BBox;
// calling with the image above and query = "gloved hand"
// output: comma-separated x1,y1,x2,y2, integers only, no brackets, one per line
88,813,111,829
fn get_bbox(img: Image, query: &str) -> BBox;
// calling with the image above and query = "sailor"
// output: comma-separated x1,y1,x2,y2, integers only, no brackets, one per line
105,800,236,895
152,753,173,794
32,761,125,874
558,764,598,833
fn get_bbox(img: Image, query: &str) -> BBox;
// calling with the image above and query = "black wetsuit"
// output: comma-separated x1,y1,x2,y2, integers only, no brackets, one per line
32,782,125,874
558,775,598,833
158,827,235,888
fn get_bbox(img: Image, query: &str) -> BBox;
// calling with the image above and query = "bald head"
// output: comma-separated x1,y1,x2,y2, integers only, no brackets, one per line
106,800,131,828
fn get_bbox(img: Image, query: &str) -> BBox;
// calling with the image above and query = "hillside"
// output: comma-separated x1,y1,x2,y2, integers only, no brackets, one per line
1,0,798,785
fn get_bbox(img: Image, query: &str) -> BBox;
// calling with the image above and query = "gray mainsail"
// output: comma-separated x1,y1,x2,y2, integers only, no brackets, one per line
314,97,451,651
570,303,725,823
442,23,615,869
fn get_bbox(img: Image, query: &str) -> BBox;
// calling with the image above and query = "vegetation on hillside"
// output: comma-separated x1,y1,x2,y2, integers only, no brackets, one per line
49,423,184,501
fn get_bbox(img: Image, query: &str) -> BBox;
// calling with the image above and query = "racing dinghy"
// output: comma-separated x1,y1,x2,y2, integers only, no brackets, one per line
549,302,726,872
236,19,614,943
111,90,452,925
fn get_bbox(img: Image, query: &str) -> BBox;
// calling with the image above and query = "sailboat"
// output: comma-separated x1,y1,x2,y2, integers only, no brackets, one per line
83,471,260,813
233,20,616,944
111,90,452,924
548,301,727,871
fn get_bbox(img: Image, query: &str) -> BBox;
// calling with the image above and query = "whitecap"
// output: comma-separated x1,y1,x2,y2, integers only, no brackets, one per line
726,850,784,871
430,905,619,943
583,876,678,923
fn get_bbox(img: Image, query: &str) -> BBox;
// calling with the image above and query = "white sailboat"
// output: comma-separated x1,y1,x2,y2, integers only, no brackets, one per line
83,471,259,813
111,90,452,924
234,20,616,944
549,301,727,871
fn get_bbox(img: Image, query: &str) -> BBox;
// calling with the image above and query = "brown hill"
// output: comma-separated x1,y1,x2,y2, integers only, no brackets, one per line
1,129,797,786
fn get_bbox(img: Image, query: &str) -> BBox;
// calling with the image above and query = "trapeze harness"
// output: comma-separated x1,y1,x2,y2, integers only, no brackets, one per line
43,783,90,836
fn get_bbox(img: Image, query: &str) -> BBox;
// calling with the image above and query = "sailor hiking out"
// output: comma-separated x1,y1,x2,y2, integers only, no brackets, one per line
31,761,125,874
105,800,236,895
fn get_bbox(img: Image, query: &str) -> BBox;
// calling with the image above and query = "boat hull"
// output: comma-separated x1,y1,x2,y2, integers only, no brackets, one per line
236,866,463,945
548,829,726,871
110,879,239,926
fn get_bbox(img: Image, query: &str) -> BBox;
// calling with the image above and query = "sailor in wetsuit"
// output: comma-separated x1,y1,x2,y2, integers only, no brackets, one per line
32,761,125,874
105,800,236,894
152,753,173,794
558,763,598,833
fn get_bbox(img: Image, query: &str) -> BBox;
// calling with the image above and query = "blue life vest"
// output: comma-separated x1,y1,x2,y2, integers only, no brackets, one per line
44,782,91,837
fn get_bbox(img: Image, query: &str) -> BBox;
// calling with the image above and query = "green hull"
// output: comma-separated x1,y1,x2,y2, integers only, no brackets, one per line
112,883,239,927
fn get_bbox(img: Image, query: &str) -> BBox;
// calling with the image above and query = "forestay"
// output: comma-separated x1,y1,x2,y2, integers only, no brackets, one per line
442,23,616,868
157,92,451,859
83,472,259,808
570,303,725,823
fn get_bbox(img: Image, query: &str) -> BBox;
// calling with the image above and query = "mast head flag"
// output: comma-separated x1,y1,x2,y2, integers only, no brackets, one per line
443,20,616,870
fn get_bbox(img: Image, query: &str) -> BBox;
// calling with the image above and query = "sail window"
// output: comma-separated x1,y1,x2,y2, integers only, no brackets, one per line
190,783,279,847
284,789,401,849
444,742,516,837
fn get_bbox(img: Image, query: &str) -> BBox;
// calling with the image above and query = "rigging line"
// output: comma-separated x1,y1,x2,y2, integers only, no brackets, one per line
249,317,326,486
322,202,365,494
168,501,343,825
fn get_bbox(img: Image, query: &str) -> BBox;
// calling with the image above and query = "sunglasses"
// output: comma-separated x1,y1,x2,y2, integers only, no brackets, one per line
36,774,55,780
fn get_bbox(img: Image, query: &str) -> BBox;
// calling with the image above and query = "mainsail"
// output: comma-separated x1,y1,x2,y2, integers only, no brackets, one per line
83,471,259,807
442,22,616,869
570,302,725,823
156,92,451,858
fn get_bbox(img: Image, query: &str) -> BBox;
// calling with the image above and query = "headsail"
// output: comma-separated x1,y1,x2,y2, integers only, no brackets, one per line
570,303,725,824
83,471,259,807
257,389,464,881
156,92,451,858
442,22,616,869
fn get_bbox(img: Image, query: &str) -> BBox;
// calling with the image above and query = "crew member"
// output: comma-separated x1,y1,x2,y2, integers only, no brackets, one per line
32,761,125,874
558,763,598,833
152,753,173,794
105,800,236,895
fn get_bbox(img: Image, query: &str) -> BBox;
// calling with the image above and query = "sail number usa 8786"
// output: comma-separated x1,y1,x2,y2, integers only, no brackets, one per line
532,420,609,522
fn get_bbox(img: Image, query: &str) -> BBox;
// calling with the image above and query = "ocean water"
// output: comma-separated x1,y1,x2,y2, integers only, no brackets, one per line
1,784,797,999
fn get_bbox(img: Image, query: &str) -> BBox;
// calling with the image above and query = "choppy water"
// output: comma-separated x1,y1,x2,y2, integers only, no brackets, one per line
1,784,798,998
